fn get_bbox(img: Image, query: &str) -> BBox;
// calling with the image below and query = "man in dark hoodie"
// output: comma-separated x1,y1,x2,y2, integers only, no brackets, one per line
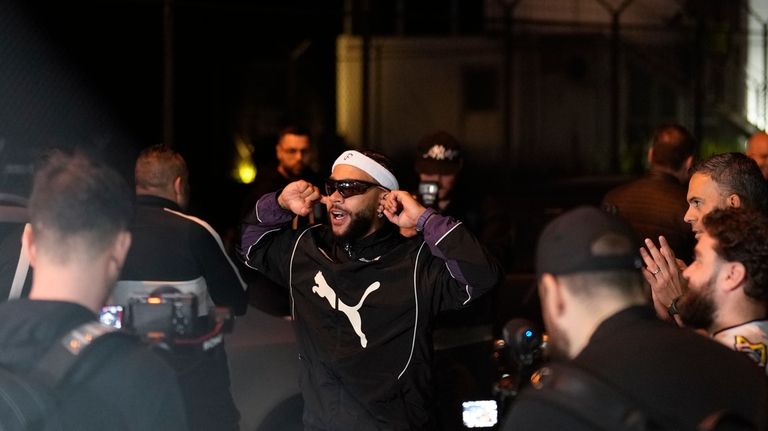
0,151,187,430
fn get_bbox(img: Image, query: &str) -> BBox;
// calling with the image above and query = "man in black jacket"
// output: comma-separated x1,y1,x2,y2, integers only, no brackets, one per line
113,145,247,431
0,151,188,430
602,123,695,263
502,206,768,431
240,149,503,430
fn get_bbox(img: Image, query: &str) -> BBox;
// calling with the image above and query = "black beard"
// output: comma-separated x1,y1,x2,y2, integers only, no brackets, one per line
335,205,376,243
678,278,716,330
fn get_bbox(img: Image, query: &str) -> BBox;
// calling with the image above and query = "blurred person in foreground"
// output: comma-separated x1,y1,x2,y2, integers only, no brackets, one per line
603,123,695,263
240,149,503,430
641,152,768,321
676,207,768,373
0,151,187,430
746,131,768,180
502,206,768,431
111,144,247,431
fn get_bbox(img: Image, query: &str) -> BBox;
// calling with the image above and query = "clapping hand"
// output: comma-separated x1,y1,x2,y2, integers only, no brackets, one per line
639,235,687,320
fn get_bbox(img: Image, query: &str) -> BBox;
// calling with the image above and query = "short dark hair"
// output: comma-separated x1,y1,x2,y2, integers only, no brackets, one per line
650,124,696,170
558,270,644,299
703,208,768,301
135,145,188,190
692,152,768,213
29,151,133,259
278,125,311,142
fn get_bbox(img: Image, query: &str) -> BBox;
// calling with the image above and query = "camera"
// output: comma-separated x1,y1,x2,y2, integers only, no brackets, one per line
127,291,198,338
99,286,234,350
418,181,439,207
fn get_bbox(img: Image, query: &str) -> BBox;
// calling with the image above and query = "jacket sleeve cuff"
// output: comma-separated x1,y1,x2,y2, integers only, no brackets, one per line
255,191,294,225
416,208,438,232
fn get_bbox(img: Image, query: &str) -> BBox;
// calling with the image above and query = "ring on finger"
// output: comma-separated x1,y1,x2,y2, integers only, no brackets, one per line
651,267,660,275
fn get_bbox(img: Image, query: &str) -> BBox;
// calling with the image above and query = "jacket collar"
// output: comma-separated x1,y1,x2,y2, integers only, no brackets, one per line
136,194,182,212
328,223,401,262
647,168,684,185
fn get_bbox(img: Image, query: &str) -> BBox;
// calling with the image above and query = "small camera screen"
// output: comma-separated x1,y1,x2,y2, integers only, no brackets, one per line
462,400,498,428
99,305,123,329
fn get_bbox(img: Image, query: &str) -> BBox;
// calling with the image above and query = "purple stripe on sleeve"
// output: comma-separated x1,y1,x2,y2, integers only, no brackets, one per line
240,192,294,258
421,210,470,287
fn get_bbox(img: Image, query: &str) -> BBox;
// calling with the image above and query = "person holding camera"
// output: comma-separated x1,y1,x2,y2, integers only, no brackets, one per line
502,206,768,431
113,145,247,431
412,132,510,429
240,149,503,430
0,151,188,430
412,131,509,266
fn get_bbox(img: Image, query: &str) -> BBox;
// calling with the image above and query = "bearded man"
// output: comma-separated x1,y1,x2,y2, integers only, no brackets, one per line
678,207,768,373
502,206,767,431
239,149,502,430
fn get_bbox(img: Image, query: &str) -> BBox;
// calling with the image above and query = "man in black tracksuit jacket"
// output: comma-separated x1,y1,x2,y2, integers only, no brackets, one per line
115,145,247,431
240,150,503,430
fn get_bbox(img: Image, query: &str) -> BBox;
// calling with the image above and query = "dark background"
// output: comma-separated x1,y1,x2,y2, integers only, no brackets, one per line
0,0,763,256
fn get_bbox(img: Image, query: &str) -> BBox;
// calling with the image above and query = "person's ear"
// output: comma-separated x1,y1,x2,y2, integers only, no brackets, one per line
540,273,566,318
647,148,654,165
21,223,36,267
107,231,132,279
683,155,694,172
173,176,188,207
722,262,746,292
726,193,742,208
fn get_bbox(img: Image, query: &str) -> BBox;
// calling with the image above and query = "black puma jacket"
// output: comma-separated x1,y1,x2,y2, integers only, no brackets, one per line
240,192,503,430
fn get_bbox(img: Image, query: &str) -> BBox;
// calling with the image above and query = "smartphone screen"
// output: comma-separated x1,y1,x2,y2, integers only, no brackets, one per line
462,400,498,428
99,305,124,329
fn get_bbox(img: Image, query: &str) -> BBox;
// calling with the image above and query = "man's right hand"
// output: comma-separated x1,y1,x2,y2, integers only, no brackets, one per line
640,235,687,322
277,181,322,217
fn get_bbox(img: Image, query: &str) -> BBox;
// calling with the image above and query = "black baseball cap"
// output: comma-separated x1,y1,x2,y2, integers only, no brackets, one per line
414,131,463,175
536,206,642,276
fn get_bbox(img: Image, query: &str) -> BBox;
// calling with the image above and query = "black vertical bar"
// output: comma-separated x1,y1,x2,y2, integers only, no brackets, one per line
694,10,704,144
610,11,620,171
361,0,371,149
503,5,512,175
163,0,174,148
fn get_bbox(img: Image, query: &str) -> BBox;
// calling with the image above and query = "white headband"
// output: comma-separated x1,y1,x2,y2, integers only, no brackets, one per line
332,150,399,190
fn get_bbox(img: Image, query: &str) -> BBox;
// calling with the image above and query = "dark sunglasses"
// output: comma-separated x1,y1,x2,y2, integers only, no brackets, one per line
324,179,388,198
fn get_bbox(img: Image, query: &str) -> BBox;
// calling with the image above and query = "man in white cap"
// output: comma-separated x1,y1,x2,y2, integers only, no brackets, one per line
240,149,503,430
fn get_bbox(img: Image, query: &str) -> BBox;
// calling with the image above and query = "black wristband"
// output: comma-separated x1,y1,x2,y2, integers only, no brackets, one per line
667,296,682,317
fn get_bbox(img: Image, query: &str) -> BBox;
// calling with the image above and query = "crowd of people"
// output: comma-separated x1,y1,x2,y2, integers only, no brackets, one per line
0,124,767,431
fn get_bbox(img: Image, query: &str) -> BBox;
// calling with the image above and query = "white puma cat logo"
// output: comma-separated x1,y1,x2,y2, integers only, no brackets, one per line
311,271,380,348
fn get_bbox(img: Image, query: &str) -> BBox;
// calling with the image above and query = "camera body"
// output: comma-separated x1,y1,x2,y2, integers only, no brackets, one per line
127,292,198,338
99,288,233,349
